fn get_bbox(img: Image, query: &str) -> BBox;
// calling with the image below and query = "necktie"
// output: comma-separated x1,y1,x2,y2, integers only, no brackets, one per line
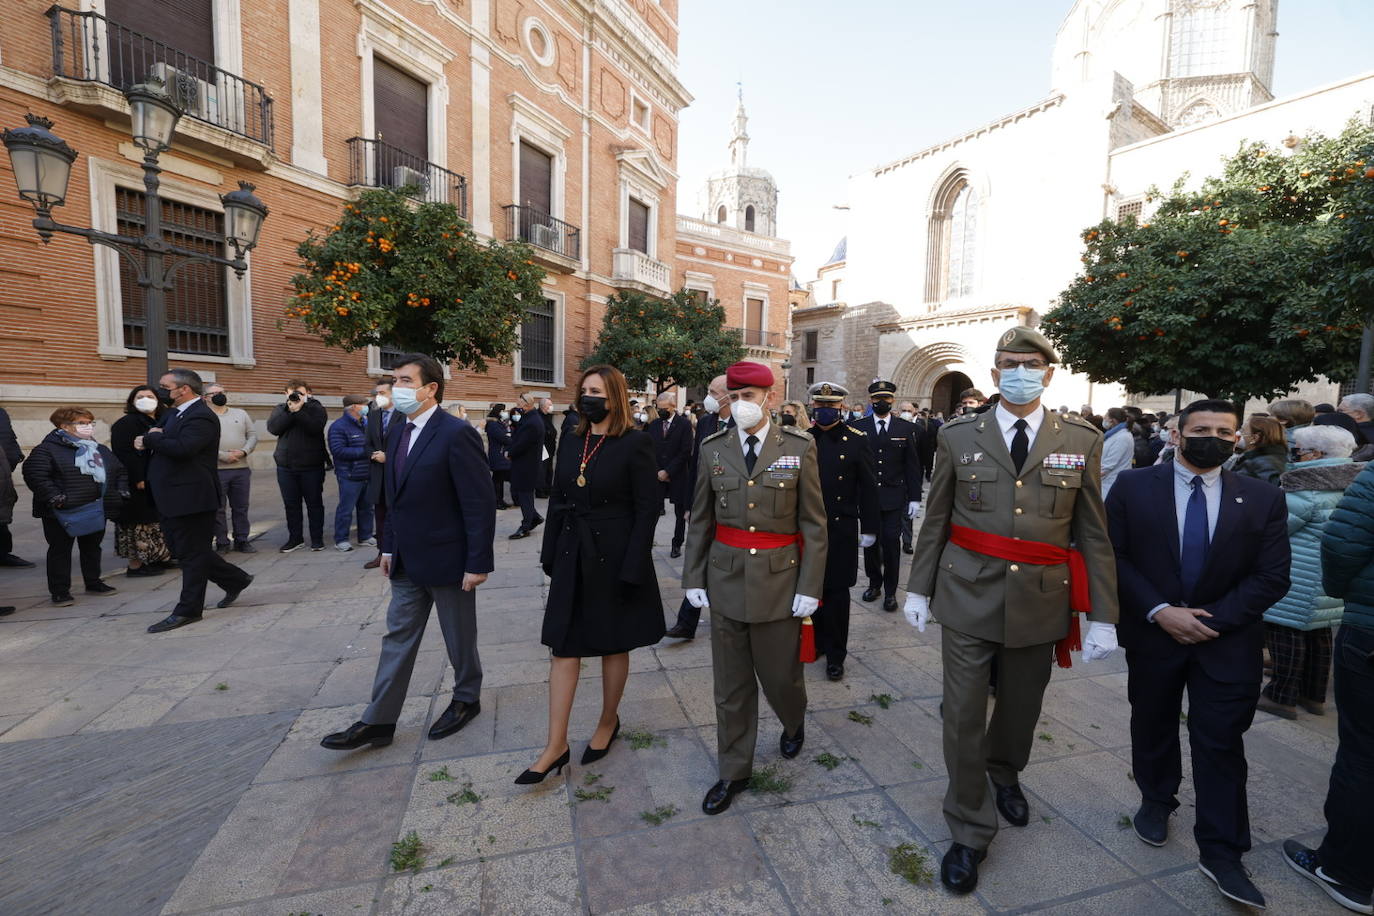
745,435,759,473
394,422,416,480
1010,419,1029,473
878,419,887,438
1180,475,1210,601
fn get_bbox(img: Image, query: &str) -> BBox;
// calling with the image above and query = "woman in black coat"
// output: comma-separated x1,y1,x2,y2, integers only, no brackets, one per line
485,404,512,509
109,385,171,576
22,406,128,606
515,365,664,784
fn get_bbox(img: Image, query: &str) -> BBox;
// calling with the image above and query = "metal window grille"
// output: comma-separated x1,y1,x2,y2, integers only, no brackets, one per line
520,298,556,384
1116,199,1144,222
804,330,818,361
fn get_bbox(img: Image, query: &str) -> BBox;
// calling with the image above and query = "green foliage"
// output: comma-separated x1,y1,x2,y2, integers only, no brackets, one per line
1043,120,1374,402
887,843,934,886
813,752,847,771
870,693,894,710
390,830,426,873
639,804,679,825
747,764,793,794
573,785,615,803
848,710,874,726
286,188,546,370
427,766,453,782
445,783,481,805
583,289,745,392
624,727,666,750
852,814,881,828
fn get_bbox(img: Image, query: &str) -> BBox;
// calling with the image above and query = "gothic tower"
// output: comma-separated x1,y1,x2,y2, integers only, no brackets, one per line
699,91,779,236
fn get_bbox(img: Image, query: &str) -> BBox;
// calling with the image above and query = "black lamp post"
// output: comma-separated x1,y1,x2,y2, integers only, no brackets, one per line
2,77,268,387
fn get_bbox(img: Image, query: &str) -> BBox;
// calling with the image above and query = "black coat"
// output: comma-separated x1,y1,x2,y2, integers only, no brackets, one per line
542,411,558,460
144,400,224,518
110,412,161,524
507,409,545,491
539,429,665,656
485,418,511,471
266,398,329,469
0,406,23,469
364,406,400,505
647,413,693,506
22,430,127,520
810,421,881,588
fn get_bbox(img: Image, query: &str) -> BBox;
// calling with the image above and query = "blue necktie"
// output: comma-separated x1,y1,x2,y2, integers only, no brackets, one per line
394,423,416,480
1180,475,1210,601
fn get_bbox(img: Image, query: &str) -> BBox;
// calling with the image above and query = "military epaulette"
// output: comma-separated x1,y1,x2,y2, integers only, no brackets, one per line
1063,414,1102,433
945,413,978,426
844,425,867,436
702,427,731,443
782,424,811,438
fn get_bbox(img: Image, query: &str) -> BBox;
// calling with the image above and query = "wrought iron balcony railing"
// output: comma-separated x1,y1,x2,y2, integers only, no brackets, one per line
48,6,274,148
729,326,782,349
503,204,580,261
346,137,468,213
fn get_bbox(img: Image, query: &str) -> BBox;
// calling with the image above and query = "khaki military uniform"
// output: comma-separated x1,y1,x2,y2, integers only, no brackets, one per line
683,421,828,779
908,406,1119,849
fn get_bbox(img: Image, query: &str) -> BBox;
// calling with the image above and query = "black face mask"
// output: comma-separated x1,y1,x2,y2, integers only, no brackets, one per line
579,396,609,423
1180,435,1234,470
813,407,841,427
871,400,893,416
780,414,797,426
656,408,671,421
156,386,175,406
210,393,227,407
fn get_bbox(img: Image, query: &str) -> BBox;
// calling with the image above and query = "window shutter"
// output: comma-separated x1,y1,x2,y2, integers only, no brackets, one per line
519,141,553,214
373,58,428,160
627,198,650,253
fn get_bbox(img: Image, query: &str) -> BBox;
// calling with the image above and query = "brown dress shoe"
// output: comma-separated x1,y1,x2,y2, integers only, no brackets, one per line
364,555,382,569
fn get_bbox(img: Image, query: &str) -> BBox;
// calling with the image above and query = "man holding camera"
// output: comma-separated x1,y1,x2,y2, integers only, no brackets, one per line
267,379,329,552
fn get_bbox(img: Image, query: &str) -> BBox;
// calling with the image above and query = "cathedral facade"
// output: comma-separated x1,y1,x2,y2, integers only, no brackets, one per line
791,0,1374,414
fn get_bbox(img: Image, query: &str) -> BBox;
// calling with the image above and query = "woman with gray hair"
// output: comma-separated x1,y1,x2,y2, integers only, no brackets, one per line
1259,425,1363,719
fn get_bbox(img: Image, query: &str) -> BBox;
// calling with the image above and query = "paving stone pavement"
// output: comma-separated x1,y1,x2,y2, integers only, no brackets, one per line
0,486,1351,915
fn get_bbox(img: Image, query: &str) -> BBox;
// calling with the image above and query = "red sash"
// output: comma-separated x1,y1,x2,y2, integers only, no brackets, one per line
949,524,1090,668
714,524,800,550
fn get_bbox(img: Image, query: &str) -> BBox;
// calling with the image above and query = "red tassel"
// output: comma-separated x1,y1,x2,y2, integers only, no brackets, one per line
1055,613,1083,669
799,617,817,663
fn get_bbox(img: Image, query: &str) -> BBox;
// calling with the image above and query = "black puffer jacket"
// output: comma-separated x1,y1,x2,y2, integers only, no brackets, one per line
267,398,329,469
21,430,128,520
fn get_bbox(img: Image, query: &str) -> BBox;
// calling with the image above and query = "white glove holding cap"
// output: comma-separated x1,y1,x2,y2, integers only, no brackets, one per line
1081,621,1119,661
791,595,819,618
859,533,876,548
685,588,710,609
903,594,930,631
907,501,920,519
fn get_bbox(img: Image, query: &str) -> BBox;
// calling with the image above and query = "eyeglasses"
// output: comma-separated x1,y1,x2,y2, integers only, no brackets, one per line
994,359,1048,371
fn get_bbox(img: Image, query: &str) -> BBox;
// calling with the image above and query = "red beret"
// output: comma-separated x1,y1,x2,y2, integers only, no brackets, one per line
726,361,775,390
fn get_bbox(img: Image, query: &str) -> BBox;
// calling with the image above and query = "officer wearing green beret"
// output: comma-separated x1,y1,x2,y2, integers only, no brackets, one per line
903,325,1121,894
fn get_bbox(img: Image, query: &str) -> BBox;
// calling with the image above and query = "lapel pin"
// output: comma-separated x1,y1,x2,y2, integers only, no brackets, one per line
960,453,972,465
1236,497,1244,503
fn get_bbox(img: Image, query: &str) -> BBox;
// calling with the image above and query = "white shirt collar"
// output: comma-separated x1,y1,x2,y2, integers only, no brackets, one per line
995,402,1045,438
739,419,771,452
1173,458,1223,488
404,403,439,433
175,398,196,414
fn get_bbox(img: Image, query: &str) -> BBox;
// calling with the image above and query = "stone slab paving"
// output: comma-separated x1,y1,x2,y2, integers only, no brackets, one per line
0,486,1352,914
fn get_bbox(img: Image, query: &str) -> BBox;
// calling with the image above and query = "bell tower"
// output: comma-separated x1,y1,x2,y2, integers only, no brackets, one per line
699,87,779,236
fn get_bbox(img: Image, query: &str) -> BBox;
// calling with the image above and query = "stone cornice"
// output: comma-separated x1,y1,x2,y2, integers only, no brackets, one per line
875,304,1033,333
873,96,1066,176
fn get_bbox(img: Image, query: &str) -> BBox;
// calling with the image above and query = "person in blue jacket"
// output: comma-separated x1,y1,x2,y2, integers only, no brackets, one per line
327,395,374,551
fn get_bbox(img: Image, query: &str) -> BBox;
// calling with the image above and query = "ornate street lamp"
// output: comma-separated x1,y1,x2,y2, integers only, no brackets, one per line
2,80,267,387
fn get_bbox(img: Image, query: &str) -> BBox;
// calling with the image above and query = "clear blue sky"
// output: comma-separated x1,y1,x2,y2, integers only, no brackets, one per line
676,0,1374,281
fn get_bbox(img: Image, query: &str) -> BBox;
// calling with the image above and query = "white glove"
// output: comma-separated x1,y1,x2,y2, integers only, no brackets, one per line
907,501,919,519
685,588,710,609
903,594,930,631
791,595,819,618
859,533,876,548
1081,621,1118,661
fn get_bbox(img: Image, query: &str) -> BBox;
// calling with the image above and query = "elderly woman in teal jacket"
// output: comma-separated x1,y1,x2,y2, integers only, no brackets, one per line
1259,425,1364,719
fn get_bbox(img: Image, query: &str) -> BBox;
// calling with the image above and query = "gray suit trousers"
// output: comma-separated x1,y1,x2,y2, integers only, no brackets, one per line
363,573,482,725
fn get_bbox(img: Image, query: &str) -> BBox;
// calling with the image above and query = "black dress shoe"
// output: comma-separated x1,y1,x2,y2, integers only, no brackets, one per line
941,843,986,894
234,539,257,554
0,606,16,616
1199,859,1266,909
508,529,530,540
515,746,569,784
826,663,844,681
780,725,804,758
429,699,481,739
882,597,898,612
581,717,621,765
1133,800,1171,847
701,778,750,815
994,782,1030,826
0,553,36,568
147,613,201,633
861,586,881,603
670,545,682,559
85,581,118,595
217,574,254,609
663,624,695,640
529,515,543,530
126,564,165,577
320,720,396,750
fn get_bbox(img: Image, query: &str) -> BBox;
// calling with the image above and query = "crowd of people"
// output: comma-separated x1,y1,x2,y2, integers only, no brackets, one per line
1,342,1372,914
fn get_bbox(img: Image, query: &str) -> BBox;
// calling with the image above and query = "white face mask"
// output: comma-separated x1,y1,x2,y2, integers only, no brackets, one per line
134,397,158,414
499,411,510,421
634,412,647,423
73,423,96,439
900,411,913,421
731,399,764,430
374,394,391,410
703,394,721,414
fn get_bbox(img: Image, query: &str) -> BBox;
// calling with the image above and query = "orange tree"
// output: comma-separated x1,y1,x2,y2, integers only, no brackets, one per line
1042,119,1374,402
285,188,546,369
583,289,745,393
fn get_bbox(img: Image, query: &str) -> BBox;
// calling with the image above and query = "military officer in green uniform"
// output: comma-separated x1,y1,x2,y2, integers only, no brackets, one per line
903,326,1121,894
683,360,828,816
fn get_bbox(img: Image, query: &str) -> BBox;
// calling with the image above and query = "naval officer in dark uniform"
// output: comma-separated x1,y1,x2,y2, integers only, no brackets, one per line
806,381,880,680
852,379,923,611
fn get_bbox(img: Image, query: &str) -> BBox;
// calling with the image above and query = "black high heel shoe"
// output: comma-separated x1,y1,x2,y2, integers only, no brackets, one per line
514,746,570,785
581,717,621,765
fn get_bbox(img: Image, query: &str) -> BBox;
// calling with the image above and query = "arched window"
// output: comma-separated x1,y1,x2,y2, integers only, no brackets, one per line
744,205,756,232
1170,0,1232,77
716,205,727,224
925,172,979,303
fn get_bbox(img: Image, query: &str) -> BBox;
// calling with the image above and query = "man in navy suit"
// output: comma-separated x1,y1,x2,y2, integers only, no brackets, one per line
506,392,546,539
648,392,693,557
663,374,728,639
143,368,253,633
851,379,923,611
322,353,497,750
1107,398,1290,909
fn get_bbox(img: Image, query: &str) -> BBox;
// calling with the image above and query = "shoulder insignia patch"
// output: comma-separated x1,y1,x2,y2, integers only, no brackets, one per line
702,428,731,443
782,424,810,438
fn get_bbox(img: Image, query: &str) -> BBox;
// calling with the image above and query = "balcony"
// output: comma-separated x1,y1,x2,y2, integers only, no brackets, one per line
503,205,580,270
730,326,783,350
611,248,671,295
346,138,468,214
47,7,274,162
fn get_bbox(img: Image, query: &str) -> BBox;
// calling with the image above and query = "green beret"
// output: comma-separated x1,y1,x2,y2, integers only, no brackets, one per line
996,326,1059,364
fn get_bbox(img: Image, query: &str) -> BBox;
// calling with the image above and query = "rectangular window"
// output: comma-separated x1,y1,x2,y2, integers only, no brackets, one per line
831,279,843,301
1171,6,1232,77
627,197,650,254
115,186,229,357
519,141,553,214
106,0,215,88
373,57,428,160
805,367,815,386
632,97,650,131
804,330,818,361
687,288,710,306
520,297,556,384
746,297,765,336
378,344,408,371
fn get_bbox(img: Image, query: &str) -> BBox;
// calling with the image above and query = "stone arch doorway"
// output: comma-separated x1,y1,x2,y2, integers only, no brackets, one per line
931,371,974,417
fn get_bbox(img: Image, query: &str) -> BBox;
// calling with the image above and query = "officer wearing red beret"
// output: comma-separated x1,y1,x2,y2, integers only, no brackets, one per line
682,360,828,815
